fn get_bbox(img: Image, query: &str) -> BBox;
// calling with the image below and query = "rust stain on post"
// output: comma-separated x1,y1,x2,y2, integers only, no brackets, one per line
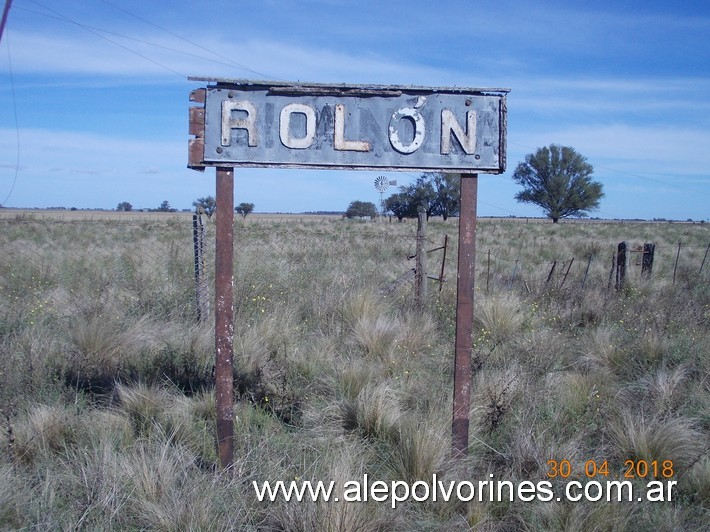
188,90,207,171
452,173,478,457
215,167,234,468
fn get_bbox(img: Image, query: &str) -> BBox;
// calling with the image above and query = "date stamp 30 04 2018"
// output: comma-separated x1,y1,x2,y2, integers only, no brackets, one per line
546,459,675,480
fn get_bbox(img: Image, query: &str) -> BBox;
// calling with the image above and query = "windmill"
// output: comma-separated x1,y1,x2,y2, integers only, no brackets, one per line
374,176,397,216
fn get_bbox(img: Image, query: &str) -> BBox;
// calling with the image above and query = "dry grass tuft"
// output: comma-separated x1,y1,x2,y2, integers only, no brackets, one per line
116,383,173,438
475,294,525,344
684,456,710,505
349,381,402,442
120,439,218,530
269,443,398,531
390,413,449,483
340,290,386,331
610,410,704,470
636,365,688,414
0,464,31,527
349,314,401,362
581,326,628,377
13,404,77,464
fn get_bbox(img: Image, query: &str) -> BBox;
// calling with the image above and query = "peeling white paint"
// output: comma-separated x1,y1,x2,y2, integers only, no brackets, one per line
388,106,425,154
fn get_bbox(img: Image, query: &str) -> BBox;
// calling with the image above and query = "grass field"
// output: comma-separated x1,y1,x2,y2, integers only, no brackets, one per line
0,213,708,530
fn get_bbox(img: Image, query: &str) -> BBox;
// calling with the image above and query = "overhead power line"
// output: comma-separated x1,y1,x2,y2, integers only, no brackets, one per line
99,0,280,80
1,30,20,207
0,0,12,43
26,0,186,78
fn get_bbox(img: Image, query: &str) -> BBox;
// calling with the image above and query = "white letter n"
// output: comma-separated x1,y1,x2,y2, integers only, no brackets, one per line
441,109,476,154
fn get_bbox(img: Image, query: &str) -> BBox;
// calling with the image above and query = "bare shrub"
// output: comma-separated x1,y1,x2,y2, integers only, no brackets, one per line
473,366,523,435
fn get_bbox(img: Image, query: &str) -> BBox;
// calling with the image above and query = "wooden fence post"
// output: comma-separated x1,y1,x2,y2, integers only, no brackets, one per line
641,243,655,278
193,212,209,322
615,241,627,290
510,259,519,287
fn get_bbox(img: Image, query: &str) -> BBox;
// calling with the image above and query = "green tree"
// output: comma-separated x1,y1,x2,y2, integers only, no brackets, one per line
402,176,437,219
193,196,216,217
385,173,460,221
345,200,377,219
512,144,603,223
158,200,172,212
235,202,254,219
385,193,416,221
116,201,132,212
429,172,460,220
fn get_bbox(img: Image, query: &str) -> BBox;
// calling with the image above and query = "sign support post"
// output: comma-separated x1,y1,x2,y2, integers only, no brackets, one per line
452,173,478,457
215,167,235,468
188,78,507,466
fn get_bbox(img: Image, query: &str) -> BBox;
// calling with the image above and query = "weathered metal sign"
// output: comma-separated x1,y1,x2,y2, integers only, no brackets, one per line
189,78,508,173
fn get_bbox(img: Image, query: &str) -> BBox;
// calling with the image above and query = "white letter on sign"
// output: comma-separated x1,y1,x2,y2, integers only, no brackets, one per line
389,100,426,154
280,103,316,149
334,104,370,152
222,100,258,147
441,109,477,155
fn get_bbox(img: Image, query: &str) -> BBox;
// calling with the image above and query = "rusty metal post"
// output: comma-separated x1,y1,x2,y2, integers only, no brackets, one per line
560,258,574,288
215,167,234,469
699,242,710,275
452,173,478,457
486,249,491,293
439,234,448,292
673,241,681,284
546,260,557,284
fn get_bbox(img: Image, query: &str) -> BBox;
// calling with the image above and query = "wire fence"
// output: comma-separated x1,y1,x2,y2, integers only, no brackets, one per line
1,215,708,329
0,216,418,326
478,240,710,294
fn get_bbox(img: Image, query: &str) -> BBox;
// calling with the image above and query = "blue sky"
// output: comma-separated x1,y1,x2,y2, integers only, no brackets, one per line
0,0,709,219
